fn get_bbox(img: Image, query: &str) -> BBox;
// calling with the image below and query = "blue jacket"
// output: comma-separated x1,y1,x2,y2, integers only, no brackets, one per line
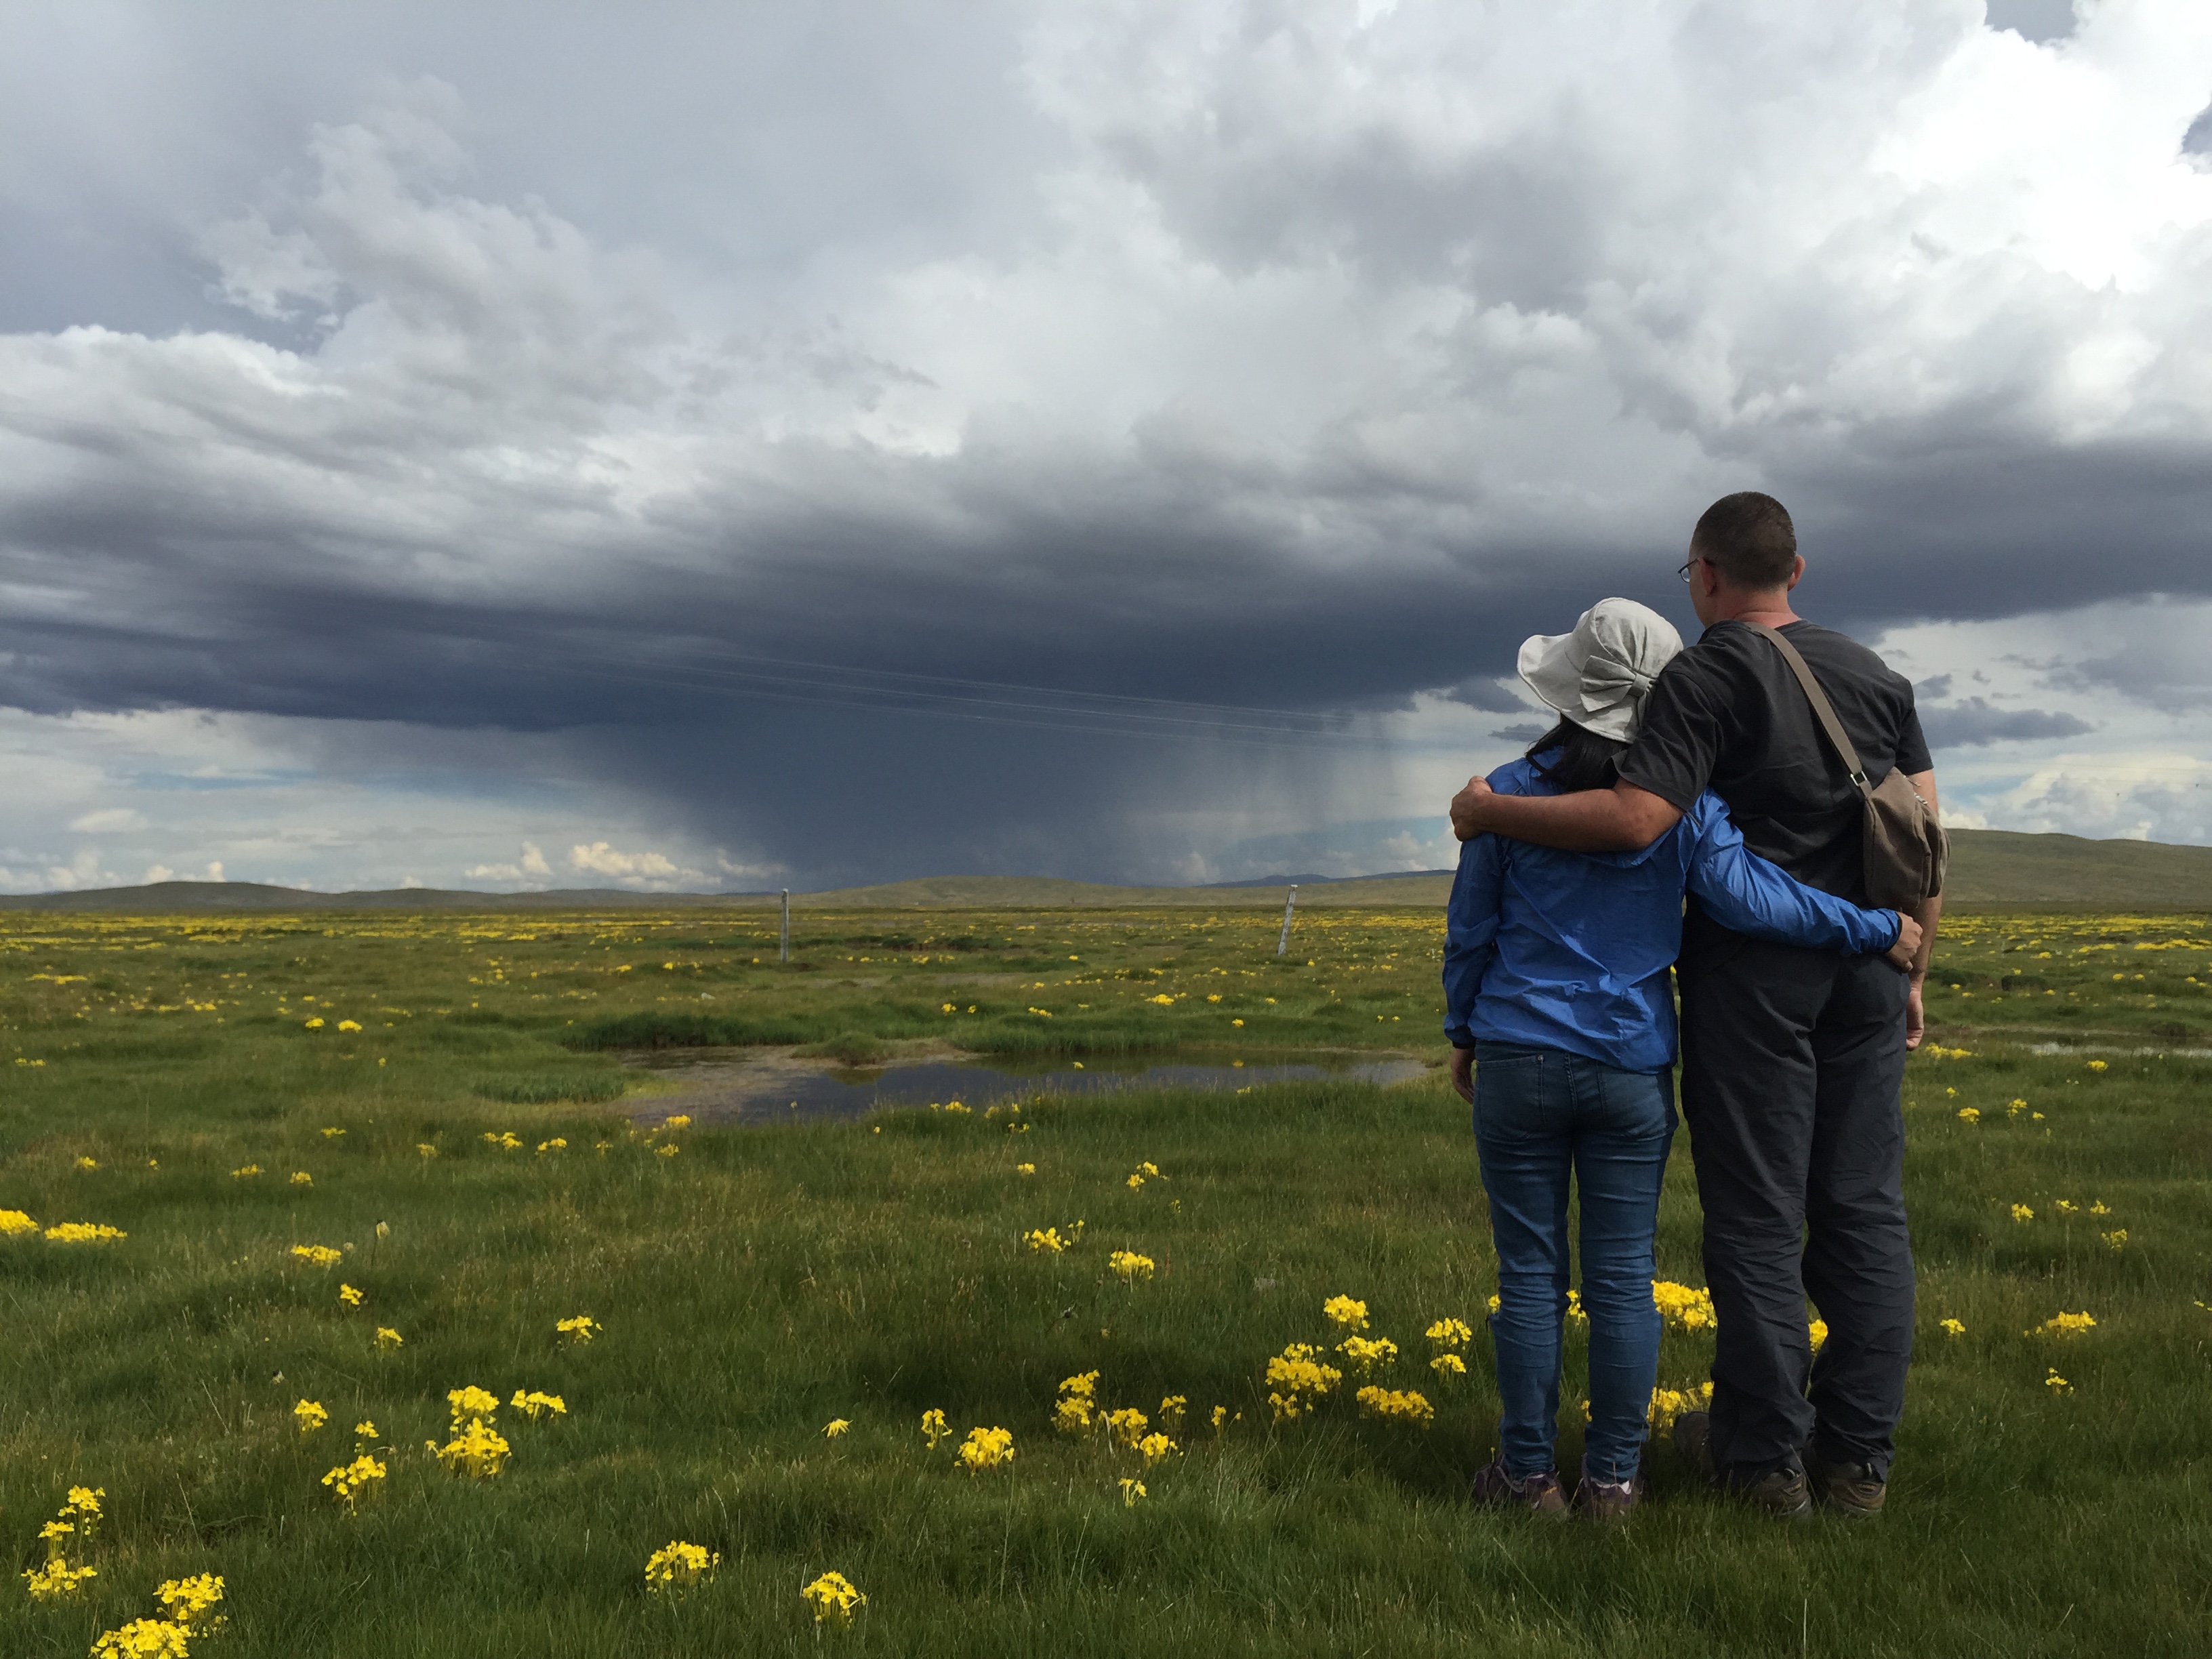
1442,753,1902,1073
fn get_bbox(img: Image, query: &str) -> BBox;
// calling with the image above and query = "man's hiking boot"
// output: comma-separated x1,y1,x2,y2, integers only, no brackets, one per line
1471,1457,1568,1517
1729,1462,1814,1519
1576,1456,1643,1521
1672,1410,1716,1481
1806,1449,1887,1517
1672,1412,1811,1519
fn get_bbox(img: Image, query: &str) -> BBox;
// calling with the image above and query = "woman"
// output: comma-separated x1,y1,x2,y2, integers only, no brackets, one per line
1442,598,1916,1519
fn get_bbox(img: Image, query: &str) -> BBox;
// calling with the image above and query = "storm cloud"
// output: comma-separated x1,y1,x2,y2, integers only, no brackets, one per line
3,1,2211,891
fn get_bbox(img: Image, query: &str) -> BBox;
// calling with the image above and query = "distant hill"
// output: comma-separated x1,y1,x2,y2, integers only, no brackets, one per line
3,830,2209,914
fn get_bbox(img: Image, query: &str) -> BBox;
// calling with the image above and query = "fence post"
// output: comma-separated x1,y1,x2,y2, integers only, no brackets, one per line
1276,884,1298,956
780,889,790,964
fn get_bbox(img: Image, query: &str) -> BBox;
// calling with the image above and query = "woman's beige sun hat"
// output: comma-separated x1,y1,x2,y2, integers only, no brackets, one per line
1517,597,1684,743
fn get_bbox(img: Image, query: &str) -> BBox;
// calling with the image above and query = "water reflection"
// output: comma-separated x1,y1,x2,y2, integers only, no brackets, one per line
626,1051,1433,1124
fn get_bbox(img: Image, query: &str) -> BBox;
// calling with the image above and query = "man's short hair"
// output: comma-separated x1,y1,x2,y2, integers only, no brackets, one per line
1691,491,1798,590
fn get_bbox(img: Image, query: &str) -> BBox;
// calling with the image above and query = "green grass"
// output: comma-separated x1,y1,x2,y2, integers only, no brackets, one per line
1,905,2209,1656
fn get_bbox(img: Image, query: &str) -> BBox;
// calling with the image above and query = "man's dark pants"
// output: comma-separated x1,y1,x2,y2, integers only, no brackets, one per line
1677,917,1914,1481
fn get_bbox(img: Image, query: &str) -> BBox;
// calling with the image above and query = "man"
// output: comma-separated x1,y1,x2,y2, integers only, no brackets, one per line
1448,491,1940,1519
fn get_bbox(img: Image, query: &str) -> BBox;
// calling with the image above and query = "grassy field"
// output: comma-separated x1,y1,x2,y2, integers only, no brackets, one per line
1,903,2208,1656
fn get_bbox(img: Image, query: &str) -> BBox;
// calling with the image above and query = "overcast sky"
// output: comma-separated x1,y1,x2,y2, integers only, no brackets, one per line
3,0,2211,894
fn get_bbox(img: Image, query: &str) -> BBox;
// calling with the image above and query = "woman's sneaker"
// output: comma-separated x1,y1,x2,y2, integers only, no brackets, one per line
1575,1456,1643,1521
1471,1457,1568,1516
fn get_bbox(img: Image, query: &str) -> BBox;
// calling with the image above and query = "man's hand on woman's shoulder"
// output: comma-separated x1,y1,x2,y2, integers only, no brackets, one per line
1450,775,1495,842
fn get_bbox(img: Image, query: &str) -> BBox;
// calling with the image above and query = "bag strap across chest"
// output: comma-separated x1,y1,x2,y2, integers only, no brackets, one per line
1741,621,1873,797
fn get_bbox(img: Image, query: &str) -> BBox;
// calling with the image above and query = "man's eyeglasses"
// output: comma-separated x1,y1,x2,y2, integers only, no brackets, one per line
1677,556,1707,583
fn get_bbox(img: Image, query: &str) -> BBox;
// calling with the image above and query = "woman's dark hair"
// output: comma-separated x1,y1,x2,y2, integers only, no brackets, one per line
1525,718,1627,795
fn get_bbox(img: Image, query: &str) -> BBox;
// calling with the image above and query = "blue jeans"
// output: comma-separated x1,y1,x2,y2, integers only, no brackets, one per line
1473,1041,1677,1483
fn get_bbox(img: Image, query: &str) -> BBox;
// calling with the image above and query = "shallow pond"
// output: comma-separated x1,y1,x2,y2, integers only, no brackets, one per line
623,1049,1435,1124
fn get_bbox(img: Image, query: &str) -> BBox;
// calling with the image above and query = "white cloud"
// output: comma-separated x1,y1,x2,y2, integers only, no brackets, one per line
464,841,556,887
1994,752,2212,842
142,863,174,884
70,807,147,833
569,841,682,880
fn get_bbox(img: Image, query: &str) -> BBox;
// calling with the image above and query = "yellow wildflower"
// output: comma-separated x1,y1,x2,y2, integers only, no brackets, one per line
43,1221,126,1243
428,1416,510,1479
957,1425,1016,1472
537,1138,567,1154
155,1572,226,1635
1940,1318,1966,1337
291,1243,341,1267
1120,1477,1147,1508
321,1127,346,1139
1109,1249,1155,1282
1158,1395,1187,1430
232,1164,262,1179
823,1418,851,1439
416,1143,438,1159
921,1408,949,1449
800,1569,865,1626
1645,1381,1713,1433
448,1385,500,1422
1431,1352,1467,1376
2103,1229,2128,1251
1486,1293,1502,1315
76,1155,99,1170
2087,1059,2108,1072
294,1399,328,1434
0,1208,37,1235
2089,1200,2110,1216
1337,1335,1398,1376
321,1454,387,1513
2011,1204,2034,1223
556,1314,600,1343
1025,1227,1067,1254
1105,1407,1149,1448
1426,1317,1473,1349
89,1618,188,1657
1354,1385,1435,1426
1211,1405,1229,1435
2045,1368,2072,1393
337,1284,363,1307
511,1391,567,1420
2032,1311,2097,1338
1265,1343,1342,1422
655,1143,679,1158
354,1420,377,1439
1651,1280,1716,1332
1053,1373,1099,1435
1136,1431,1178,1467
375,1327,403,1349
1956,1107,1979,1124
1808,1319,1828,1352
644,1540,719,1598
1017,1163,1036,1176
289,1170,312,1186
22,1559,97,1601
1323,1294,1369,1330
304,1017,324,1030
2055,1200,2078,1215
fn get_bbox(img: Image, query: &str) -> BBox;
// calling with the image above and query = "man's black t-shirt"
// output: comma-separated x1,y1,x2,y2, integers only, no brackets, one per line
1617,619,1931,909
